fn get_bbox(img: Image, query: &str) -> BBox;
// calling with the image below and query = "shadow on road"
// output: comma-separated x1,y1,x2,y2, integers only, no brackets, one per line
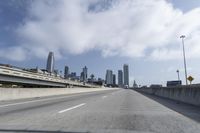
0,129,89,133
133,89,200,123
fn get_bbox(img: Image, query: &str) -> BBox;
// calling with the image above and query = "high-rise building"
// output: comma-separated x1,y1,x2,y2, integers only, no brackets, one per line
118,70,123,87
54,69,59,76
70,72,76,79
64,66,69,79
90,74,95,82
82,66,88,82
123,64,129,87
46,52,55,73
106,70,113,85
113,74,116,85
80,71,84,81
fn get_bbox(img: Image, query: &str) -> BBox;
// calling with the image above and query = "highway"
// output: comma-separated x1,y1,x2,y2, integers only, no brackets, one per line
0,89,200,133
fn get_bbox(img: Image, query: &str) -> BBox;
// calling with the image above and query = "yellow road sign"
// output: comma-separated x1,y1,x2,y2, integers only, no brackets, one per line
187,76,194,83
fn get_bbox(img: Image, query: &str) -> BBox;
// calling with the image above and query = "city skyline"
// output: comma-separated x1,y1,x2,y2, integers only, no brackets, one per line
1,0,200,86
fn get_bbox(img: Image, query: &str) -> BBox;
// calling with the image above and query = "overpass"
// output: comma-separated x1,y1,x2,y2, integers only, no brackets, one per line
0,65,98,88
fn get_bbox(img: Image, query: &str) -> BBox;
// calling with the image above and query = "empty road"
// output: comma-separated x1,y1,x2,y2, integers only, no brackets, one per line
0,89,200,133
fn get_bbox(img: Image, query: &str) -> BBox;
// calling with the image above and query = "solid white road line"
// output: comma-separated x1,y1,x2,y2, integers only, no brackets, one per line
58,103,86,113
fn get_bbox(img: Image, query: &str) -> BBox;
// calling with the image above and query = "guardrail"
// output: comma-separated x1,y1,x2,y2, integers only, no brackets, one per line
135,85,200,106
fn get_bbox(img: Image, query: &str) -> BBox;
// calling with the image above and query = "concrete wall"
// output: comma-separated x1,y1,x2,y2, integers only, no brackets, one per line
136,85,200,106
0,87,118,101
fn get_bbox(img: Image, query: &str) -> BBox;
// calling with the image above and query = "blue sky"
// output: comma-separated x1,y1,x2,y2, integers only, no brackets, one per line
1,0,200,86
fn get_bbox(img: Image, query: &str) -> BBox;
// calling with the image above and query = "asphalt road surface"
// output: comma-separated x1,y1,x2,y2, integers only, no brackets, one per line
0,89,200,133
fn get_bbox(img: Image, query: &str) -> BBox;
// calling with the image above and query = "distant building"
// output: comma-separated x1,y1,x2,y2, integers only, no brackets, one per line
46,52,55,73
80,72,84,81
90,74,95,82
88,77,104,86
123,64,129,87
70,72,76,79
69,72,80,80
118,70,123,87
106,70,113,85
71,72,76,77
98,78,104,83
98,78,103,81
83,66,88,82
80,66,88,82
113,74,116,85
64,66,69,79
87,74,95,84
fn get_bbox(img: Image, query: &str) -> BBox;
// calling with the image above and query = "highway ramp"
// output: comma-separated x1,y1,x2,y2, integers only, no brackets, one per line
0,89,200,133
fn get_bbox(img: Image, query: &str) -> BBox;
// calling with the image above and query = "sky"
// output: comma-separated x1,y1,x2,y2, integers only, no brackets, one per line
1,0,200,86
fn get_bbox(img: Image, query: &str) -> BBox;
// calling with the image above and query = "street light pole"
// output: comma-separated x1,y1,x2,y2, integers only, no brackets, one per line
176,70,180,81
180,35,188,85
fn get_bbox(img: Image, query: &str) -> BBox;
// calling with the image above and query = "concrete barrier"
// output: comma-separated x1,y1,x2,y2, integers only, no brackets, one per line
136,85,200,106
0,87,119,101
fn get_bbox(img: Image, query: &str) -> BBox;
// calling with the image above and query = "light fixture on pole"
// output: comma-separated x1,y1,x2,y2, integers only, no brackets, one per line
180,35,188,85
176,69,180,81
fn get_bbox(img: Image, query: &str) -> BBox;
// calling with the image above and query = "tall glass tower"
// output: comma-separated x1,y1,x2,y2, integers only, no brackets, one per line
105,70,113,85
113,74,116,85
64,66,69,79
46,52,55,73
83,66,88,82
123,64,129,87
118,70,123,87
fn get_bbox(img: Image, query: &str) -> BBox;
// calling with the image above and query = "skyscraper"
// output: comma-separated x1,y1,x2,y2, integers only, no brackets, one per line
80,71,84,81
123,64,129,87
82,66,88,82
70,72,77,80
106,70,113,85
46,52,55,73
64,66,69,79
113,74,116,85
118,70,123,87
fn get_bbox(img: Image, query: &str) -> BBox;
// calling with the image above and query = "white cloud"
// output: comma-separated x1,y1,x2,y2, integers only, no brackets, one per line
0,47,27,61
4,0,200,61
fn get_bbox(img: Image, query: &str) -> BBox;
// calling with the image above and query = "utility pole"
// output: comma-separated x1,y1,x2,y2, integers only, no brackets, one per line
180,35,188,85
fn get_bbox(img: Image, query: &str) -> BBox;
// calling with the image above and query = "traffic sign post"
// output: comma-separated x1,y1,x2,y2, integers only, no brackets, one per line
187,76,194,85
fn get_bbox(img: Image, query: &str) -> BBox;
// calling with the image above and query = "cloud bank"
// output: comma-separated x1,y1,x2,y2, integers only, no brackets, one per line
2,0,200,61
